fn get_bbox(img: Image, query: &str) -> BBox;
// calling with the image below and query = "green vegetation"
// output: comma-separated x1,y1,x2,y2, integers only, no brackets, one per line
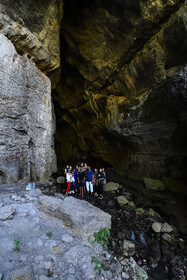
91,256,108,271
13,239,21,252
46,232,52,239
93,228,110,247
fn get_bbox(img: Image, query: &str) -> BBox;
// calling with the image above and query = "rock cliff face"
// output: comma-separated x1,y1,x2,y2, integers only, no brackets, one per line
0,0,187,187
0,0,63,88
0,35,56,184
54,0,187,188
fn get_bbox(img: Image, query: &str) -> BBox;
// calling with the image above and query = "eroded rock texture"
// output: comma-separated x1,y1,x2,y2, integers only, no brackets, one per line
0,0,63,88
0,35,56,184
0,0,187,188
54,0,187,187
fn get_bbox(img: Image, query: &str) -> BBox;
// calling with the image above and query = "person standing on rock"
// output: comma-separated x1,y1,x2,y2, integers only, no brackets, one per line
78,162,84,172
77,167,86,198
83,163,88,172
102,168,106,185
73,165,79,191
64,165,69,185
64,165,69,175
86,166,94,194
96,168,105,199
66,169,75,194
93,168,98,196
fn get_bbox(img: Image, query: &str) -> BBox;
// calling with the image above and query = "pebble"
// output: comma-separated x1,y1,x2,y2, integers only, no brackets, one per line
62,234,73,242
120,259,127,266
123,240,135,256
37,239,43,246
105,270,113,278
43,261,52,269
122,271,129,279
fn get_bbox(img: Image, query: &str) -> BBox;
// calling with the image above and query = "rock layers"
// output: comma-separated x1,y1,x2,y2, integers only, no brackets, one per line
0,0,63,87
0,0,187,188
0,35,56,184
54,0,187,189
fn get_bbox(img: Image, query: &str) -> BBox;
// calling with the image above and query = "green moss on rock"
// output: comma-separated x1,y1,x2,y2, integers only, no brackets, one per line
144,178,165,191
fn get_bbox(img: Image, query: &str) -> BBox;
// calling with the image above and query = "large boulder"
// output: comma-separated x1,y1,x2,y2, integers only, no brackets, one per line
104,182,122,192
36,196,111,235
144,178,165,191
117,196,129,207
152,222,174,233
0,34,56,184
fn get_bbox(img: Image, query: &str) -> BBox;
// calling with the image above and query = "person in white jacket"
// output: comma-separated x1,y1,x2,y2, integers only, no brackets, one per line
66,169,74,194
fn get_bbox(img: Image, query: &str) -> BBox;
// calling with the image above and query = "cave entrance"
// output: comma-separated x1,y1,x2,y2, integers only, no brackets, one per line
52,0,115,170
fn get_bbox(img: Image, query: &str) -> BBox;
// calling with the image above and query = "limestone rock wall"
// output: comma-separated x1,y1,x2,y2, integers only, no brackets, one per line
0,0,186,187
0,35,56,184
0,0,63,88
54,0,187,186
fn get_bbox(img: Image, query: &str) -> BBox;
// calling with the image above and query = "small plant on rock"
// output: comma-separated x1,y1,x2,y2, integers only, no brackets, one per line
93,228,110,247
46,232,52,239
91,256,108,271
13,239,21,252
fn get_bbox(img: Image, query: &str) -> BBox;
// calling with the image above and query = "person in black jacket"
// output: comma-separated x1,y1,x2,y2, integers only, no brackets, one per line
96,168,105,199
77,167,86,198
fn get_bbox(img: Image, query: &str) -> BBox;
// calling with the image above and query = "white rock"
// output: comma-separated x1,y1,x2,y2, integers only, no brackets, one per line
152,222,162,233
104,182,122,192
0,34,56,185
161,222,173,233
28,188,43,198
36,196,111,235
152,222,174,233
37,239,43,246
43,261,52,269
0,205,15,220
117,196,129,207
62,234,73,243
122,271,129,279
123,240,135,256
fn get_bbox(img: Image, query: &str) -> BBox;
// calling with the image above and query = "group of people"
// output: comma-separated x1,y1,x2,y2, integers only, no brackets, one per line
64,163,106,199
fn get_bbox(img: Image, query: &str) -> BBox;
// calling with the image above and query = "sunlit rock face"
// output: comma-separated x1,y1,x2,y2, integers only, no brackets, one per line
54,0,187,186
0,0,63,88
0,35,56,184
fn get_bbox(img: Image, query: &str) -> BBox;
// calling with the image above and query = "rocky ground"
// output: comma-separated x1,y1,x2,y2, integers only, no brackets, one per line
0,180,186,280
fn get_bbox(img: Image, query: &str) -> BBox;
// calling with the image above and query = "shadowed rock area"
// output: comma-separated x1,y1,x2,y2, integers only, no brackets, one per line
53,0,187,191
